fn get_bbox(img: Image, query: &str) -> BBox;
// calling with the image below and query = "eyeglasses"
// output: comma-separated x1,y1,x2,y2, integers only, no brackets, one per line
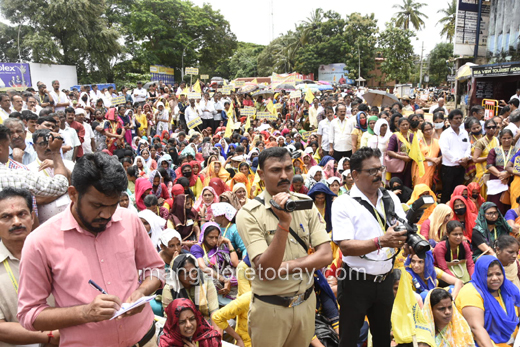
35,141,49,148
359,166,386,176
486,126,496,129
485,211,499,217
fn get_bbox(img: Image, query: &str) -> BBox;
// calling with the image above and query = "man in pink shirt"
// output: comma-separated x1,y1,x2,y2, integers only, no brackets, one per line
17,152,165,347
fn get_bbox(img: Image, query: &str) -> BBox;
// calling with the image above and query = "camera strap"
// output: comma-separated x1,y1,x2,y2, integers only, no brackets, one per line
254,197,309,253
352,188,395,231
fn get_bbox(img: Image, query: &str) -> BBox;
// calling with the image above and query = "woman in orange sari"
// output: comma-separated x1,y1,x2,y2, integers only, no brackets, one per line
228,172,252,199
413,122,441,187
203,160,230,186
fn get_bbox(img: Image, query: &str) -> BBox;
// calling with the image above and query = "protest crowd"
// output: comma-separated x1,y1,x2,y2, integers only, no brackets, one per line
1,78,520,347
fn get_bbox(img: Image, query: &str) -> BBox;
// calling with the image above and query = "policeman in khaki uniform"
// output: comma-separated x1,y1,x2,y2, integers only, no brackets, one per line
237,147,332,347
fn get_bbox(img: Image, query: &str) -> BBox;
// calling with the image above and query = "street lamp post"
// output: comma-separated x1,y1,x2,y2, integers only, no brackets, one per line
182,38,199,81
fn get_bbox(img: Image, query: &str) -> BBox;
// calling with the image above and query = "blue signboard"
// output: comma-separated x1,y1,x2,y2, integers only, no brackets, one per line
0,63,31,91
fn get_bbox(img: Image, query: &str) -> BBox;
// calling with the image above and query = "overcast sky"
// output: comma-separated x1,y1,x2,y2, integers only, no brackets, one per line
191,0,451,56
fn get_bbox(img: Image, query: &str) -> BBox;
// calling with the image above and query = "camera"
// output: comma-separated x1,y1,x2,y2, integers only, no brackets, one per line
270,198,314,212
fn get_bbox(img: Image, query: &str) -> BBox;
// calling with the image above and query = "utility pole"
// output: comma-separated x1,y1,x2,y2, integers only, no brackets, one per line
270,0,274,41
358,41,361,86
419,41,424,88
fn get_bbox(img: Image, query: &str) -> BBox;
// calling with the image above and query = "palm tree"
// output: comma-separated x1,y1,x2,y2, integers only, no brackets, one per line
393,0,429,31
437,0,457,43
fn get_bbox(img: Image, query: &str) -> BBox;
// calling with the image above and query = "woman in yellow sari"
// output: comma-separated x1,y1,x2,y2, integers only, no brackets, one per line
238,162,255,189
466,117,483,183
203,161,230,186
407,184,438,225
472,119,498,194
506,150,520,209
413,122,441,187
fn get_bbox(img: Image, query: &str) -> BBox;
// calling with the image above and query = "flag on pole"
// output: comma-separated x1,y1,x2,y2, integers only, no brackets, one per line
305,88,315,104
251,78,258,85
224,116,234,138
409,134,425,177
193,79,201,94
245,115,251,131
266,100,275,115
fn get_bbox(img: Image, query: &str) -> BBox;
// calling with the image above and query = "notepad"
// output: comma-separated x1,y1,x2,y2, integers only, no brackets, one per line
110,295,156,320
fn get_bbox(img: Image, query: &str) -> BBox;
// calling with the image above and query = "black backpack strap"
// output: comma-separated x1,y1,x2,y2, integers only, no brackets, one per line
254,196,308,253
352,188,397,231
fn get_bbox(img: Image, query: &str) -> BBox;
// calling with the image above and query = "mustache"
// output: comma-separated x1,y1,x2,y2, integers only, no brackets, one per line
372,176,382,183
278,179,291,186
92,218,111,224
9,225,27,232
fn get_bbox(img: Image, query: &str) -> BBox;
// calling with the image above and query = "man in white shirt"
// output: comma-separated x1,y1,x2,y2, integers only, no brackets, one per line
439,109,471,203
184,98,201,124
4,118,37,165
317,107,334,154
308,102,319,129
25,96,42,115
428,97,448,114
28,128,74,223
505,109,520,151
199,92,215,130
332,146,407,347
89,84,103,104
0,94,11,121
329,104,353,161
510,88,520,102
132,81,147,107
74,108,95,154
58,113,81,162
48,80,70,113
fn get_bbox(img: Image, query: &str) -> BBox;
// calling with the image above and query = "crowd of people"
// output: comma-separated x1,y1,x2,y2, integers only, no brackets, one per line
1,79,520,347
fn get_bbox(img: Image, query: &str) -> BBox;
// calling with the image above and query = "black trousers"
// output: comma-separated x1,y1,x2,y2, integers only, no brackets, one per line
333,150,352,162
202,118,212,131
440,165,465,203
338,267,394,347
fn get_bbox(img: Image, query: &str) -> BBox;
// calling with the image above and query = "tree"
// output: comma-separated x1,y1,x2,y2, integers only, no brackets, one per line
437,0,457,43
378,22,416,83
228,42,265,78
0,23,32,62
392,0,429,31
342,13,379,80
428,43,454,85
0,0,122,82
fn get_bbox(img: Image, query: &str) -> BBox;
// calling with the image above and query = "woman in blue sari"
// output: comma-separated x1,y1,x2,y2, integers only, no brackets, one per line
456,255,520,347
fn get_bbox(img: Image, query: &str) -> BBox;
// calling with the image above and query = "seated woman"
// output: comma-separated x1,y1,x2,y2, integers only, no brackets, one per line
191,222,239,306
149,170,170,205
290,174,309,194
420,204,453,245
204,161,230,186
452,185,478,214
339,170,353,195
159,298,221,347
327,177,342,198
456,255,520,347
162,254,219,324
405,251,463,301
232,183,249,208
422,289,475,347
471,202,512,261
433,221,475,282
167,194,200,250
407,184,437,225
468,182,485,211
504,196,520,236
211,202,246,257
448,194,477,243
176,163,203,199
389,177,413,204
495,235,520,289
193,186,219,224
212,292,252,347
305,166,326,190
159,228,184,268
219,191,242,212
308,182,336,237
135,177,152,211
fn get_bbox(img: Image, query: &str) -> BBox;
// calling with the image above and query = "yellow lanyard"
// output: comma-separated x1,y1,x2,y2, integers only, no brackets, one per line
2,259,18,294
222,223,231,239
373,200,386,233
450,246,458,262
423,138,433,158
493,227,497,241
337,119,347,134
499,146,513,165
36,159,50,177
498,290,507,314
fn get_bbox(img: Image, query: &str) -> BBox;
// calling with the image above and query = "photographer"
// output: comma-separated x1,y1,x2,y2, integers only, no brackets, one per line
236,147,332,347
332,147,407,347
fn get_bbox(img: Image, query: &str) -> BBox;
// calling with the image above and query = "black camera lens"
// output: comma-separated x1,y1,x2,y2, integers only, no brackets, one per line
406,233,430,259
285,199,296,212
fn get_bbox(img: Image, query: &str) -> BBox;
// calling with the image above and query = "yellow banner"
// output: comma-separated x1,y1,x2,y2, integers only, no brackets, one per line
301,131,311,141
240,107,256,116
111,96,126,106
187,92,202,100
289,90,302,99
235,81,245,87
185,67,199,75
187,117,203,129
200,74,209,80
256,111,277,121
222,85,234,95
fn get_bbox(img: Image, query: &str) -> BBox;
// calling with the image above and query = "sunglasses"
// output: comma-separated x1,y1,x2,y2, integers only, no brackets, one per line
486,126,496,129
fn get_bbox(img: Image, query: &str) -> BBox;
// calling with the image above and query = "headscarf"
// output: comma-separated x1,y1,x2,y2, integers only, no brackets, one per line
405,251,437,294
473,202,512,246
149,170,164,198
159,228,182,247
389,177,413,203
251,157,259,173
355,111,368,132
306,166,324,189
452,185,477,214
467,182,486,208
426,204,453,242
211,202,237,221
176,163,198,187
471,255,520,344
302,151,318,170
368,119,392,150
208,177,230,196
406,184,437,225
308,182,337,233
318,155,334,167
168,194,198,239
337,157,348,174
171,184,184,197
160,298,221,347
204,161,230,185
140,149,154,170
160,130,170,141
135,177,152,211
190,160,204,182
138,209,166,248
229,172,251,198
422,290,475,347
448,195,477,241
219,191,242,211
322,158,338,180
181,146,196,160
367,115,379,135
193,186,218,220
232,183,249,205
134,156,149,175
214,143,226,159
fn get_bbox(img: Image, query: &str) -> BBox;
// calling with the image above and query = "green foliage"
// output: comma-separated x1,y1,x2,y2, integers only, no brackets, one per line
393,0,428,31
437,0,457,43
378,22,416,83
0,23,32,62
342,13,379,80
228,42,265,78
428,43,454,85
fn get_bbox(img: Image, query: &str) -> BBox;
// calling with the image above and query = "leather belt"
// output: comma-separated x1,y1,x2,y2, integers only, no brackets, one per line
254,286,314,308
131,323,156,347
343,264,393,283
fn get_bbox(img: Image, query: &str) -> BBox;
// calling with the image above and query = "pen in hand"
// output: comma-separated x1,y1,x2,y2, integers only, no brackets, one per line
88,279,108,295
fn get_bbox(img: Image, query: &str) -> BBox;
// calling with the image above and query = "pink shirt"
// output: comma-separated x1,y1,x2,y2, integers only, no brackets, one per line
17,206,165,347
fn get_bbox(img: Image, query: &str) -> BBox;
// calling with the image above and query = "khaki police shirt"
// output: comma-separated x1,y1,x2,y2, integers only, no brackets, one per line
0,242,22,347
236,190,330,296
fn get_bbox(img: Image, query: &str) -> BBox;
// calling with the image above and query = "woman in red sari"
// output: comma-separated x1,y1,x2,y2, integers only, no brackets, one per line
104,108,125,154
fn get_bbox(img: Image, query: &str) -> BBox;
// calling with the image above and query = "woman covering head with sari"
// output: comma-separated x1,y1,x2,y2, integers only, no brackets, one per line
407,184,437,225
351,111,368,153
204,161,230,186
449,194,477,242
229,172,252,199
453,185,478,214
191,222,239,305
167,194,200,249
138,209,166,249
360,115,379,148
413,122,441,187
149,170,170,202
308,182,336,234
456,255,520,347
305,166,326,190
422,289,475,347
471,202,512,261
133,156,149,178
193,186,219,223
368,119,392,165
467,182,486,211
389,177,413,204
473,119,499,188
134,177,152,211
420,203,453,243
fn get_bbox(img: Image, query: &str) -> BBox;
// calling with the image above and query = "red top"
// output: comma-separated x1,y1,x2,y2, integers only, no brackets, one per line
433,240,475,277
